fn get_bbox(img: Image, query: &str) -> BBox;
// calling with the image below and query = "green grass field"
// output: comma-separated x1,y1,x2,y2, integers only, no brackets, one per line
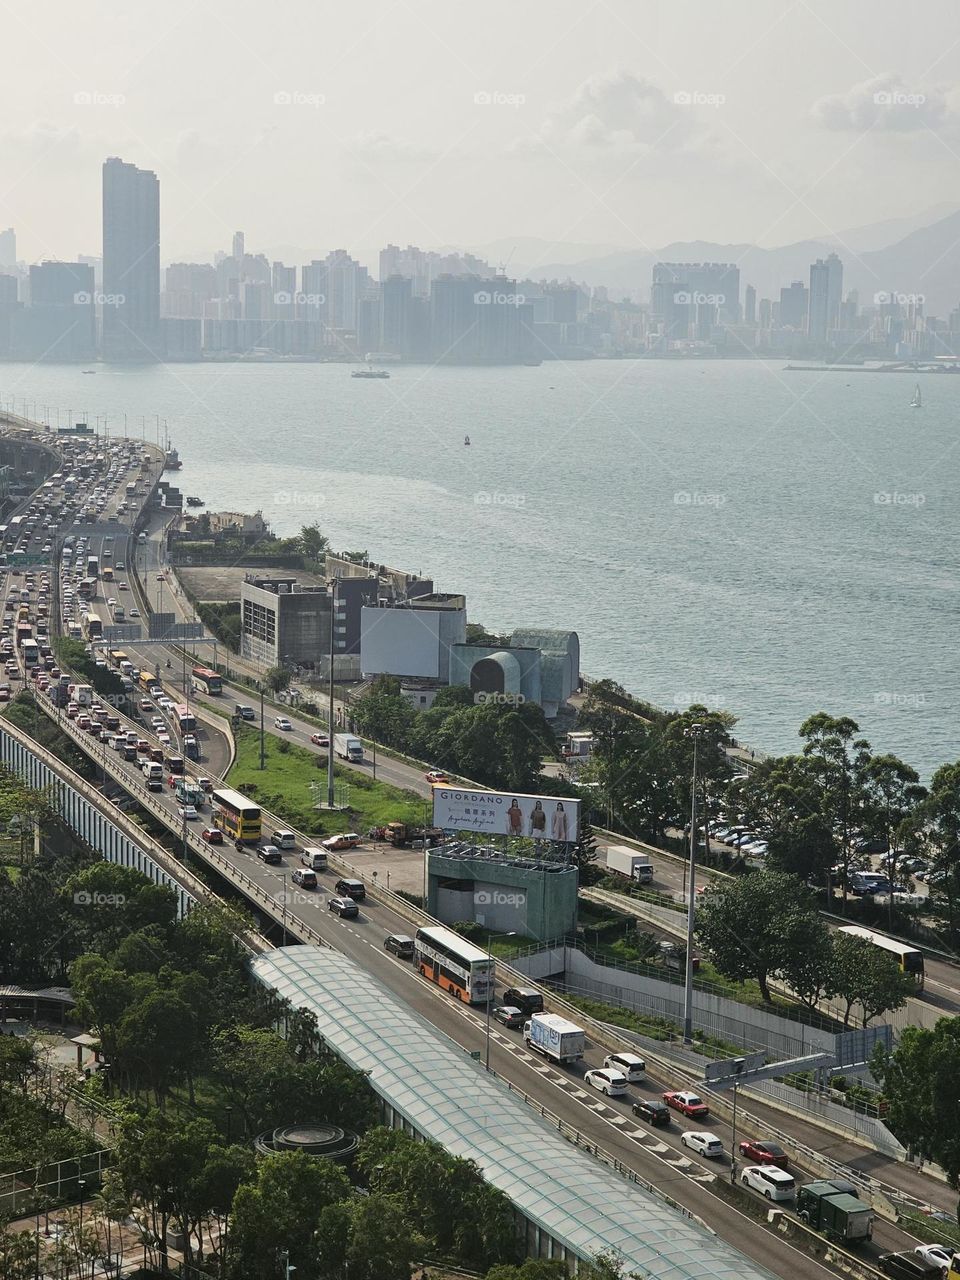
228,726,425,838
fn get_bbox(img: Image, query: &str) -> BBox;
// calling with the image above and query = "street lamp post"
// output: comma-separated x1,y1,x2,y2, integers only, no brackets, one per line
259,679,265,770
682,723,704,1045
326,577,337,810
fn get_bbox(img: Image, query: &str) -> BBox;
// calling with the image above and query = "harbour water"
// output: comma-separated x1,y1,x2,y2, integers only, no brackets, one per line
2,357,957,774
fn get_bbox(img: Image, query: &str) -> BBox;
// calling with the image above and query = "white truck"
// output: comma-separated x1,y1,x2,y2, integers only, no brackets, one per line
334,733,364,763
605,844,654,884
523,1013,586,1065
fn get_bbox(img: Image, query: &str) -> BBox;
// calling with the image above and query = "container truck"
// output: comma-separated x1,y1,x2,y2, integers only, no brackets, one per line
523,1013,585,1064
605,844,654,884
796,1182,873,1245
334,733,364,763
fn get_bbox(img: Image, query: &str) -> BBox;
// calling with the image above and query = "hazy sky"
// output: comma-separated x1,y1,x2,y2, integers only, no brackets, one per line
3,0,960,270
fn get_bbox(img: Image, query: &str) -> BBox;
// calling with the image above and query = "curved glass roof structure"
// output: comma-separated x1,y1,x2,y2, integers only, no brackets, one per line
250,945,779,1280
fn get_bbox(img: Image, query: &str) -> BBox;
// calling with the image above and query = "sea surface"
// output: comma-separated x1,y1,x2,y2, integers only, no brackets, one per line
2,358,957,775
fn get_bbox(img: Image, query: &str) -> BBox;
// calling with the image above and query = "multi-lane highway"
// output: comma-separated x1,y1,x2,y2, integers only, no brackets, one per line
3,423,956,1279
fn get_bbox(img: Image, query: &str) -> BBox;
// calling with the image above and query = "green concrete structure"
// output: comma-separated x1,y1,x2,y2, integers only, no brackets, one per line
428,842,577,941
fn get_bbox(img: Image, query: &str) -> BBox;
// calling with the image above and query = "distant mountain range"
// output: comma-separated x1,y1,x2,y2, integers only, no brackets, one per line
518,207,960,316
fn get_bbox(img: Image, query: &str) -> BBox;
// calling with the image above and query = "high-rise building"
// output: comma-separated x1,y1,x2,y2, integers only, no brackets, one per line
779,281,808,330
651,262,740,327
744,284,756,325
381,274,412,355
163,262,217,317
232,231,245,263
0,229,16,270
758,297,772,328
102,157,161,359
10,261,95,360
272,262,297,318
808,252,843,342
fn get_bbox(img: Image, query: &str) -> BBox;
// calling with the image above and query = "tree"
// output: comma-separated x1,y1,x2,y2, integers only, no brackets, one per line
730,755,835,884
799,713,872,903
776,917,836,1013
353,675,417,751
570,821,601,886
265,665,291,695
829,933,916,1027
694,870,823,1002
920,761,960,938
863,753,926,921
873,1019,960,1184
297,522,330,563
663,705,736,863
343,1194,419,1280
230,1149,351,1278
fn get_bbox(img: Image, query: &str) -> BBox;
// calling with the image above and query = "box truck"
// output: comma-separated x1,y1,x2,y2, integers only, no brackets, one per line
605,844,654,884
523,1013,585,1064
796,1182,873,1245
334,733,364,763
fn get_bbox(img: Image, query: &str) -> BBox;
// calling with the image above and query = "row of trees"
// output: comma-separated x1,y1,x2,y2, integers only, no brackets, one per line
579,686,960,939
353,676,556,792
695,870,916,1020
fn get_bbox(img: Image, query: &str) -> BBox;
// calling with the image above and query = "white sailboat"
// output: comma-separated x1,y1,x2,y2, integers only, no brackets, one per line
911,383,922,408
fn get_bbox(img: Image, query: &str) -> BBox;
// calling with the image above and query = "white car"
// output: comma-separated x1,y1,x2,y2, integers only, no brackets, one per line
915,1244,954,1272
178,805,198,820
275,716,292,731
739,1165,796,1202
583,1068,628,1097
157,730,171,744
680,1131,724,1158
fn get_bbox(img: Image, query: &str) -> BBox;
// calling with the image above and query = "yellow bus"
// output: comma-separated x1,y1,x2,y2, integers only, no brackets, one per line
138,670,155,692
947,1255,960,1280
836,925,924,989
212,787,261,844
101,566,115,582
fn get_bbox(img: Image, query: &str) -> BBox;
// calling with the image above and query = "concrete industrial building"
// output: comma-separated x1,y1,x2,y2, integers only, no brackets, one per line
360,594,467,681
240,574,332,668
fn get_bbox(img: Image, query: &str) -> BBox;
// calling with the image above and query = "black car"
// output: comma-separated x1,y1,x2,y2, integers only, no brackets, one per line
502,986,544,1017
384,934,415,959
632,1099,671,1127
328,895,359,918
335,877,366,901
257,845,282,864
492,1005,525,1030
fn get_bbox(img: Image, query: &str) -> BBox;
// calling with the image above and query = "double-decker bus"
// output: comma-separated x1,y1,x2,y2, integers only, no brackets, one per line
413,926,494,1005
212,787,261,844
82,611,103,641
78,577,96,601
191,666,222,696
21,638,39,667
174,704,197,733
836,925,925,988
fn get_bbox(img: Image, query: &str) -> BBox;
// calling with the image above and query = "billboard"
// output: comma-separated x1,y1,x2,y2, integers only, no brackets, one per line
360,607,442,679
432,786,580,843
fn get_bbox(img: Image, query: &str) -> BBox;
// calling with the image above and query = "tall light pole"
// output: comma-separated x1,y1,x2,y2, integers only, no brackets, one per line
326,577,337,810
682,723,705,1045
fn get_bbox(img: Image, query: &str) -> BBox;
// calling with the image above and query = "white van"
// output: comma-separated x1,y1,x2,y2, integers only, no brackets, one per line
300,847,329,871
272,829,296,850
740,1165,796,1202
602,1051,646,1083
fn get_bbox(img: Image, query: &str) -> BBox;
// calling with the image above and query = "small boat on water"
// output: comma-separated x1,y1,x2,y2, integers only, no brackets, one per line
352,365,390,379
464,435,471,446
82,369,96,375
911,383,922,407
186,496,204,507
164,446,182,470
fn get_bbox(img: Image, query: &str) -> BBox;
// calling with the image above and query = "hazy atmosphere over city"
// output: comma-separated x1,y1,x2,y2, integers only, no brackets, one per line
5,7,960,1280
5,0,960,266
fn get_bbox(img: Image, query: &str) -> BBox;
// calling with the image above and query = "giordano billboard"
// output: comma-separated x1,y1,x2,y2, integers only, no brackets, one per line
432,786,580,843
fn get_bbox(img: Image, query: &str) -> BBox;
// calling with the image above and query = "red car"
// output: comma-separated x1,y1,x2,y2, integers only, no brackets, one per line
201,827,223,845
738,1139,788,1168
663,1091,710,1119
310,732,329,747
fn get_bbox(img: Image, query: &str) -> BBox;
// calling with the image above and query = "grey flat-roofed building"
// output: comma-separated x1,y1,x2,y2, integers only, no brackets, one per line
249,945,778,1280
240,574,331,669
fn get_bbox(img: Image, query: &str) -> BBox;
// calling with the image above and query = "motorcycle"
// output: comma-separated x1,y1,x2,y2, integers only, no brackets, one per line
235,839,244,852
